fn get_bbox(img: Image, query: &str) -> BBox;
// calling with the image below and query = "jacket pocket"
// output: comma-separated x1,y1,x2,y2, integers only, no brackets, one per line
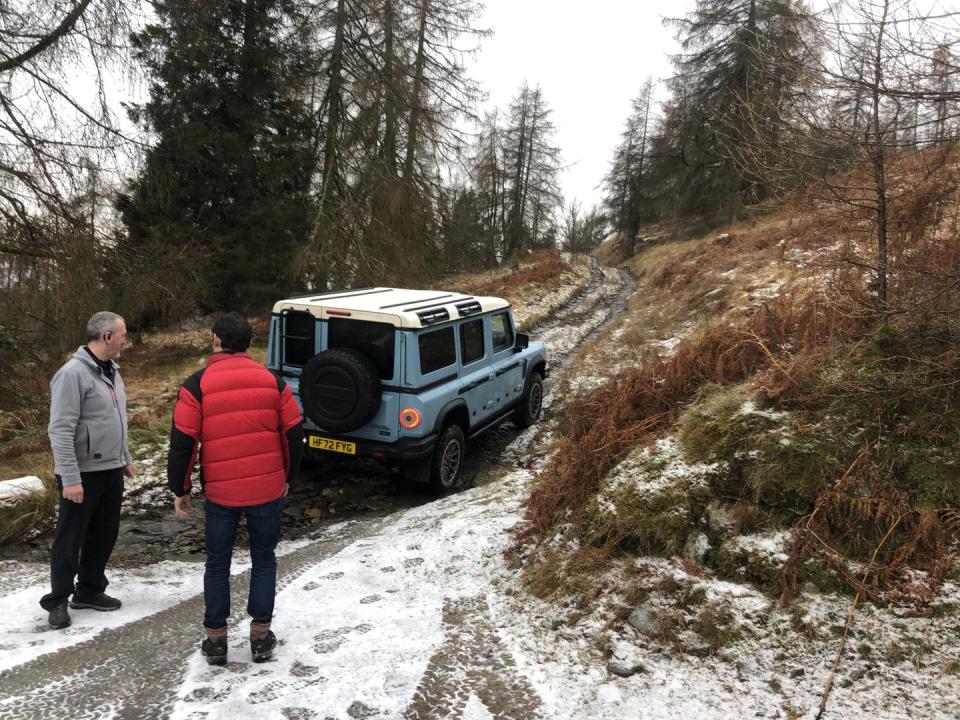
87,421,122,461
74,425,90,461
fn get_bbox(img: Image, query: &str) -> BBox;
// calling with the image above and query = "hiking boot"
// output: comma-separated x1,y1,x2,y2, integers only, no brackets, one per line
70,592,122,611
201,635,228,666
250,630,276,663
48,603,71,630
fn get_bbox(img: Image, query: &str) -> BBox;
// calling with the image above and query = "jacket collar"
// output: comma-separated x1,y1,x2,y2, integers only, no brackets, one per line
72,346,120,371
207,351,251,366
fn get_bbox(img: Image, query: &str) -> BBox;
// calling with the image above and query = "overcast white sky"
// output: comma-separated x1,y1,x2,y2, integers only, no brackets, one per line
469,0,698,211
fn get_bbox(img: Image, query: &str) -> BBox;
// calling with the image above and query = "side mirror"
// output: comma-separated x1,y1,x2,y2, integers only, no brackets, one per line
514,333,529,352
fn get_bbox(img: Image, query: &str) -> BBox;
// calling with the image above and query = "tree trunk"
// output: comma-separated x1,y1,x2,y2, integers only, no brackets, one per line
871,0,890,315
319,0,347,213
381,0,398,173
403,0,428,182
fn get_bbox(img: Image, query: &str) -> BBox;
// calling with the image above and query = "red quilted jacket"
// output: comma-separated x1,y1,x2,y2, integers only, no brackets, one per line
167,352,303,506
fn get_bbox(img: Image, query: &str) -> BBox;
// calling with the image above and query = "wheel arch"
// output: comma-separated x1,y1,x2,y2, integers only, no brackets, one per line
527,358,547,381
433,399,470,434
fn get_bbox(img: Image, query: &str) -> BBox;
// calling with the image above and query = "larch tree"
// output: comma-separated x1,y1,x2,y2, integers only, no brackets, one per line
654,0,816,224
603,77,654,255
0,0,133,359
304,0,486,288
502,82,562,258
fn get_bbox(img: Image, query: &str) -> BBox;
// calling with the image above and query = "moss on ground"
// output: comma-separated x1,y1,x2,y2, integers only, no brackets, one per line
583,440,720,556
677,385,852,517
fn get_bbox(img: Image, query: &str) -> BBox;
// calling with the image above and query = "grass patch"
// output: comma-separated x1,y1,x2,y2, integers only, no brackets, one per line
0,482,57,544
694,600,742,649
521,292,838,546
582,439,720,556
468,249,573,298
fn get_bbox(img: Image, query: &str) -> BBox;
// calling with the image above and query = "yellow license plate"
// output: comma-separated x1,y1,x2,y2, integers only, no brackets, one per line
308,436,357,455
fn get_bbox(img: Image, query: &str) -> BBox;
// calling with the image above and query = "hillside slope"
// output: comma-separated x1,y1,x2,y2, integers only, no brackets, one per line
517,151,960,717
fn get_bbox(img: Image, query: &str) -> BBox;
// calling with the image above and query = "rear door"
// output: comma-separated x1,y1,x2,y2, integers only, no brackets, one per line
490,310,524,413
457,317,494,426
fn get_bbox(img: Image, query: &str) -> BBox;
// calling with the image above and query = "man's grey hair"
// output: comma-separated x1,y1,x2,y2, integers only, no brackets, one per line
86,311,123,342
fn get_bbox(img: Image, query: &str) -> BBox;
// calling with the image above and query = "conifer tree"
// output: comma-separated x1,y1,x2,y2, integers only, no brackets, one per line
502,83,561,257
603,78,654,254
654,0,815,224
118,0,316,319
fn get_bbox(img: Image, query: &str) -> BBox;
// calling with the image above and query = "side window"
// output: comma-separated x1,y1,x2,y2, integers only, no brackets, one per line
460,319,484,365
283,311,315,366
418,327,456,374
328,318,395,380
491,312,514,353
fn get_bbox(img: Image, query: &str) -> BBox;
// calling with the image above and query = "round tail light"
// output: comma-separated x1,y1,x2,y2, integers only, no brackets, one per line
400,408,422,429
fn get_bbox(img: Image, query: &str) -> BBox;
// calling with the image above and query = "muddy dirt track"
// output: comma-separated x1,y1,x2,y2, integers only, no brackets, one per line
0,260,632,720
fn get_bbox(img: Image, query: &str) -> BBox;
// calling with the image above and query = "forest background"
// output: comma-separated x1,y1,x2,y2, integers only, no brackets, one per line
0,0,959,392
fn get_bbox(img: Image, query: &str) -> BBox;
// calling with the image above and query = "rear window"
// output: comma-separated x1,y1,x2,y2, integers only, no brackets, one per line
419,327,456,375
282,311,315,366
460,319,484,365
329,318,395,379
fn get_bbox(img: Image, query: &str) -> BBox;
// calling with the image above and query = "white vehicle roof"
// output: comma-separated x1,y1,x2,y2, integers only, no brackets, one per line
272,287,510,329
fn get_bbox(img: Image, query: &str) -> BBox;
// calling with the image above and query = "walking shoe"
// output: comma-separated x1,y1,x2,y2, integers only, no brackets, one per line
250,630,277,663
70,592,122,611
201,635,228,666
48,603,71,630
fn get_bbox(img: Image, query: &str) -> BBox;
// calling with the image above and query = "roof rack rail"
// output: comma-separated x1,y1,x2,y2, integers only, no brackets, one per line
380,293,454,310
308,288,393,302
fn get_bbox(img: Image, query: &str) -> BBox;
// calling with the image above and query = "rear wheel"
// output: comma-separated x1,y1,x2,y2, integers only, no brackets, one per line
512,371,543,428
428,424,466,493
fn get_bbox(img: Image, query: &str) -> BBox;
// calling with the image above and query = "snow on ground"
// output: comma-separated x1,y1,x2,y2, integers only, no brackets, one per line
2,455,959,718
122,441,174,515
169,470,533,719
0,534,317,674
512,254,593,331
491,552,960,720
0,476,44,504
0,559,204,673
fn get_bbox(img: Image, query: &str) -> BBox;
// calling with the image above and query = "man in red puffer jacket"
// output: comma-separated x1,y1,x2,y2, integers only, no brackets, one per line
167,312,302,666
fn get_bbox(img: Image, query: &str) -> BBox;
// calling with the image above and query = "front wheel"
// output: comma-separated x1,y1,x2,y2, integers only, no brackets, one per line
429,424,466,493
512,372,543,428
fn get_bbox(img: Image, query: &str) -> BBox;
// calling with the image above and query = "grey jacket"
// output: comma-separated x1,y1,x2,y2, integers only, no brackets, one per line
48,347,133,487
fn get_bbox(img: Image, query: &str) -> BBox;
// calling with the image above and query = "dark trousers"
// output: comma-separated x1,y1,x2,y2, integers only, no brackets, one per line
40,468,124,611
203,497,283,630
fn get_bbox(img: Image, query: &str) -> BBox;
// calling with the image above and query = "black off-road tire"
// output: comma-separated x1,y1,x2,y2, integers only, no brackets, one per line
429,424,466,493
512,371,543,428
300,348,381,433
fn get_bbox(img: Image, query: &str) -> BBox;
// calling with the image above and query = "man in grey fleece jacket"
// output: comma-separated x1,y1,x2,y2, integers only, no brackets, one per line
40,311,137,630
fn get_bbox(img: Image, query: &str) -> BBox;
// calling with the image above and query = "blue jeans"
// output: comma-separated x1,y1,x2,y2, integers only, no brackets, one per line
203,497,283,630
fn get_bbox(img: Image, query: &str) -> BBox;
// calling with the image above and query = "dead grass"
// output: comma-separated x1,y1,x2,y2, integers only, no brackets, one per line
694,600,742,649
566,209,840,399
522,291,847,544
522,146,960,611
0,482,57,544
780,447,960,607
464,249,574,299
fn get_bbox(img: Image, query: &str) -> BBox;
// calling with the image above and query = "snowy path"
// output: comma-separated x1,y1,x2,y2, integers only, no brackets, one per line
0,261,634,719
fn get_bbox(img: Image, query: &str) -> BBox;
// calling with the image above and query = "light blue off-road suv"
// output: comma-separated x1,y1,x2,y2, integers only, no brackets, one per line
266,288,548,491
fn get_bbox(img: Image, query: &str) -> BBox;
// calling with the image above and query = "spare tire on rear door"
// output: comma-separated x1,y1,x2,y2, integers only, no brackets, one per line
299,348,381,433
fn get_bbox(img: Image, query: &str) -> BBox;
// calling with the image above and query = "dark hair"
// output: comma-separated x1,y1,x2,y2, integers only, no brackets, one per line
212,312,252,352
